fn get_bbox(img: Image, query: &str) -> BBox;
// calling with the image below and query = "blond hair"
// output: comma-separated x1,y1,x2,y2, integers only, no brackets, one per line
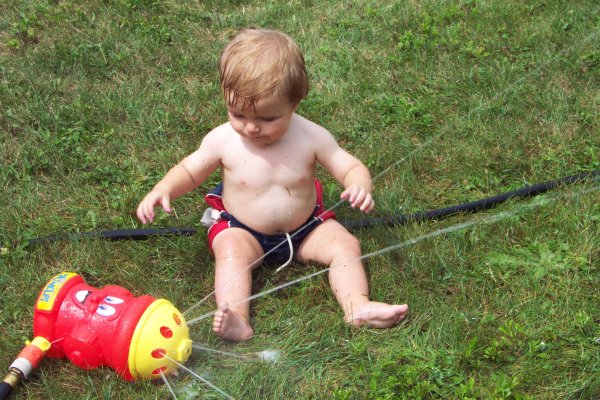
218,28,309,109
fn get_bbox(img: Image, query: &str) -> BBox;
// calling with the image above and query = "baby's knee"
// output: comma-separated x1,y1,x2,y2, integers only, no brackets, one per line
342,231,361,249
332,232,361,255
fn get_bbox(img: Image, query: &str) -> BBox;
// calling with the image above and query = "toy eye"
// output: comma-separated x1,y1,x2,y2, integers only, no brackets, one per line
104,296,124,304
75,290,92,303
96,304,116,317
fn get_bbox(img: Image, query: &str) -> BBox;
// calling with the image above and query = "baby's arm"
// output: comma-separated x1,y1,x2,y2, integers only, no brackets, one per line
315,128,375,213
137,131,222,224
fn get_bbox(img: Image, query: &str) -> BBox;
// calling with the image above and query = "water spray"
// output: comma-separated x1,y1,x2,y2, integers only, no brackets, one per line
2,272,193,399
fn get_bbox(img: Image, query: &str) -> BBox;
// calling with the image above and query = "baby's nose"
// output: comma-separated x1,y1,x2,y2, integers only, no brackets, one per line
246,121,260,134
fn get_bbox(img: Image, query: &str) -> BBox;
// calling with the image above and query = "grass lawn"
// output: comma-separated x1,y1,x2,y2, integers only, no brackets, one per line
1,0,599,399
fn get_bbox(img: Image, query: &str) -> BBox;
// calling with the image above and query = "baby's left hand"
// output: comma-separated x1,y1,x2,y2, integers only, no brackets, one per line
341,184,375,213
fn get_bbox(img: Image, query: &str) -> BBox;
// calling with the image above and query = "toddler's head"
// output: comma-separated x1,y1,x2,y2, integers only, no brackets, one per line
219,28,309,110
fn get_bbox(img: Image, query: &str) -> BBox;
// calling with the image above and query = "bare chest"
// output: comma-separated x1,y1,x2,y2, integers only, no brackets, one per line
221,141,315,189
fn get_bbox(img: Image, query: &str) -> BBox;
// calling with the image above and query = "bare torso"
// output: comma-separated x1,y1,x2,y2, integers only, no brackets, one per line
216,114,320,234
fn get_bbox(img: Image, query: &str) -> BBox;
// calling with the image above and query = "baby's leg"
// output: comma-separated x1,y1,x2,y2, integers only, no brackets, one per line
297,219,408,328
212,228,264,341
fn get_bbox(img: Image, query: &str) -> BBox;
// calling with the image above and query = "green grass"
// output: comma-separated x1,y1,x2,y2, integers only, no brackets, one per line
1,0,599,399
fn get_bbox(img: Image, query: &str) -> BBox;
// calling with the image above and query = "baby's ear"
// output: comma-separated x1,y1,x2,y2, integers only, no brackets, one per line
290,102,300,112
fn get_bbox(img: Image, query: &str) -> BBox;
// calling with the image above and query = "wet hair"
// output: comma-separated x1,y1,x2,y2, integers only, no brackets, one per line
218,28,309,110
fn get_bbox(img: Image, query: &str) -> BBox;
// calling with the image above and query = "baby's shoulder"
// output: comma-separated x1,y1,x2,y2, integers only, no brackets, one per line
291,114,332,139
206,121,234,137
291,114,337,149
202,122,237,146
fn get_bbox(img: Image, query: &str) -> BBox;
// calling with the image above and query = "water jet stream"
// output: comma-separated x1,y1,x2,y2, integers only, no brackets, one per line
159,370,178,400
166,355,234,400
192,343,258,361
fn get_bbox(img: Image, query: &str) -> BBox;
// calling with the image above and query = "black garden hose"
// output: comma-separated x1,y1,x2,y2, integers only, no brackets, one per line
343,170,599,229
21,227,197,247
0,381,14,400
5,170,598,249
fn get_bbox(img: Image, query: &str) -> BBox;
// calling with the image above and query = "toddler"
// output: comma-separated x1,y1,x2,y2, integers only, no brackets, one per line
137,28,408,341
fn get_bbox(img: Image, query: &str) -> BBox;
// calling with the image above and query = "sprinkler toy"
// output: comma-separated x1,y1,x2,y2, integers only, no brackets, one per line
1,272,193,399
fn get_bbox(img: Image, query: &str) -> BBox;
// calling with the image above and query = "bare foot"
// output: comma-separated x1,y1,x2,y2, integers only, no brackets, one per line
212,304,254,341
345,302,409,328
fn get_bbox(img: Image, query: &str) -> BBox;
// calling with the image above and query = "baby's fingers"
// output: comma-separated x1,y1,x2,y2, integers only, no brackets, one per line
160,193,173,214
341,185,361,202
136,191,170,224
350,189,365,208
354,192,374,212
341,186,363,207
340,188,352,201
359,193,375,213
137,201,154,224
341,185,374,213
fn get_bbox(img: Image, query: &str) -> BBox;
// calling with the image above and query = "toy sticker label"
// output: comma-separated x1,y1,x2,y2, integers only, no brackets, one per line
36,272,78,311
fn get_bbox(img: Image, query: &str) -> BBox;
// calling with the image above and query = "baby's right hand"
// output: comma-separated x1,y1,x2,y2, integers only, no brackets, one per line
136,189,172,224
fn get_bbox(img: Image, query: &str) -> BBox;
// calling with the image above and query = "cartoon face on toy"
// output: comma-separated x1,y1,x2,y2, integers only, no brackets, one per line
33,272,192,381
73,286,129,319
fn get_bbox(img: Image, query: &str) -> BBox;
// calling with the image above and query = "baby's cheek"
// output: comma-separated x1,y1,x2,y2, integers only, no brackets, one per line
230,121,243,134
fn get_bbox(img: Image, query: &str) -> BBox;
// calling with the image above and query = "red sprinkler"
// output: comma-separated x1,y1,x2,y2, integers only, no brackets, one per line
1,272,193,398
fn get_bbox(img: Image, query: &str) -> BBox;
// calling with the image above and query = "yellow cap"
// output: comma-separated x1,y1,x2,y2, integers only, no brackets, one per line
29,337,51,352
127,299,193,380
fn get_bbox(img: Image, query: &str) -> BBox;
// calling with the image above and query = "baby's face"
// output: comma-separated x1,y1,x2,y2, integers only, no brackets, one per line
226,95,297,146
